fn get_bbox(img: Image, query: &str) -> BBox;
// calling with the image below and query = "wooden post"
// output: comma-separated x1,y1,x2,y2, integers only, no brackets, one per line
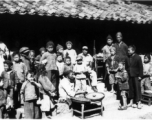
81,104,85,119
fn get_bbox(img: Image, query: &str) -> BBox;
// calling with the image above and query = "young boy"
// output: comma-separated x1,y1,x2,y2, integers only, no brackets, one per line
64,57,74,72
73,55,88,93
40,41,58,96
115,62,129,110
12,52,27,108
20,71,39,119
64,41,77,65
56,53,64,80
106,47,120,93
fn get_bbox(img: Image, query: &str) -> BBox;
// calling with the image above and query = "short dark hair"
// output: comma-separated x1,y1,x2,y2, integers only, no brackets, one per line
46,41,54,48
12,51,20,57
65,56,71,60
128,45,136,52
63,70,73,77
39,47,46,52
57,53,63,58
144,53,151,62
4,60,13,67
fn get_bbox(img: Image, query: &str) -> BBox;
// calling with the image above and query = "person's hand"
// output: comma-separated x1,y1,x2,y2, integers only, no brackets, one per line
51,93,56,97
138,77,141,80
30,80,35,84
14,85,17,91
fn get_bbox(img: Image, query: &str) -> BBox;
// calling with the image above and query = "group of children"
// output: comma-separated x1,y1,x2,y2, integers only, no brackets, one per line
0,40,98,119
105,46,152,110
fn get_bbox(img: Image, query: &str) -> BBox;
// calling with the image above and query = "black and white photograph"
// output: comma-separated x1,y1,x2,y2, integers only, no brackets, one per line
0,0,152,119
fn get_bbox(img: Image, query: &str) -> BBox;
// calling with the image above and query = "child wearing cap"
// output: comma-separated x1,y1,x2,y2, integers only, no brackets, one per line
56,44,64,56
79,46,93,68
64,41,77,65
115,62,129,110
73,55,88,92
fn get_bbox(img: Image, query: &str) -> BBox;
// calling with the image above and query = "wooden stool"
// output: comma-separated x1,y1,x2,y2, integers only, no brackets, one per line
72,100,103,119
141,93,152,106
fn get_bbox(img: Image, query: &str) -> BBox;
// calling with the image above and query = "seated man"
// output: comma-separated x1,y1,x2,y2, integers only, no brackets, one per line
58,70,86,114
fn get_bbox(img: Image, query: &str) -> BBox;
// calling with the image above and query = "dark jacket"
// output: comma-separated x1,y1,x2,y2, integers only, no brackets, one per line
106,55,120,70
114,41,128,58
129,54,143,77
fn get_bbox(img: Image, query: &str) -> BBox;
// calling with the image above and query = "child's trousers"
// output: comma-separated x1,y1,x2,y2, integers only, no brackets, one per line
24,100,40,119
75,79,87,92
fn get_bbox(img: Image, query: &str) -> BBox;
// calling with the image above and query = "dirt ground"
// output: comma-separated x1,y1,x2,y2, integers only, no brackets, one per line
53,82,152,120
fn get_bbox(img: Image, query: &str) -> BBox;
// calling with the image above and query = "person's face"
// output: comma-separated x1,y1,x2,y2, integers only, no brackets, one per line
27,73,34,81
144,56,149,63
67,44,72,50
41,50,45,55
110,49,116,56
65,58,71,65
4,64,9,71
29,52,35,59
128,48,134,56
77,59,82,64
59,48,64,53
13,55,20,62
47,45,54,52
68,72,75,80
57,55,63,62
116,35,122,43
107,39,113,45
118,63,124,70
82,49,88,55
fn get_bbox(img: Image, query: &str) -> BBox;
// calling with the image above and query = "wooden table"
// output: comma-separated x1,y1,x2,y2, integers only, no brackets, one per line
72,99,104,119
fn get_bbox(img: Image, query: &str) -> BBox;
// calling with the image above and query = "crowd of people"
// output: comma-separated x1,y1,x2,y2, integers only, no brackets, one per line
102,32,152,110
0,39,98,119
0,31,152,119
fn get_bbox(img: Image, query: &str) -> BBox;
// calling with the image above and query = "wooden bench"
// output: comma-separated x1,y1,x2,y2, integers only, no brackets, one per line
141,93,152,106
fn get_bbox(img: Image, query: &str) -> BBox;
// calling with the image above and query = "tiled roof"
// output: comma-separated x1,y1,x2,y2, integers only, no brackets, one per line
0,0,152,24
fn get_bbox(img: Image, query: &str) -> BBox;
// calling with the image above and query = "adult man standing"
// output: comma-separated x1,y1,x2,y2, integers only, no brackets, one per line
128,45,143,109
114,32,128,61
